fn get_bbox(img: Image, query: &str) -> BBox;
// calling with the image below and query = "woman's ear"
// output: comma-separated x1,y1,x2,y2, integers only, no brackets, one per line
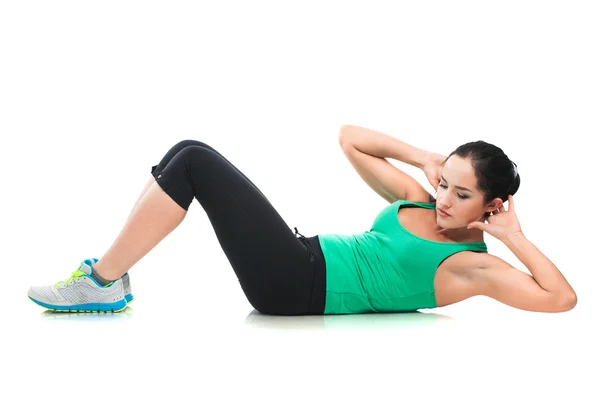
485,197,503,213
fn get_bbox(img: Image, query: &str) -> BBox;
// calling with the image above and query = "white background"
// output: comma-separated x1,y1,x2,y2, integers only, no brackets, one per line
1,1,598,399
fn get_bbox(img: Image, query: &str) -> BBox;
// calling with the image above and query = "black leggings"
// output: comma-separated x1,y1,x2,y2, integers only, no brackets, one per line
150,140,326,315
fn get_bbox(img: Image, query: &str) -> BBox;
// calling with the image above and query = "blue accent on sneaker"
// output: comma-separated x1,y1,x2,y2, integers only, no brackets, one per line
28,296,127,312
83,258,117,288
80,257,132,301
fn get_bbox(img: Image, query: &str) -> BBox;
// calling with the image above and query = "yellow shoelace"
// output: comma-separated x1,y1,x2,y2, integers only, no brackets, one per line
54,270,85,288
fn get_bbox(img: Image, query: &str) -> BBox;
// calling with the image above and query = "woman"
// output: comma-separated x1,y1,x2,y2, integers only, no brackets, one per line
27,125,577,315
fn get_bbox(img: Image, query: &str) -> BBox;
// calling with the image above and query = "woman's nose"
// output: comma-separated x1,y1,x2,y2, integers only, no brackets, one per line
438,193,451,208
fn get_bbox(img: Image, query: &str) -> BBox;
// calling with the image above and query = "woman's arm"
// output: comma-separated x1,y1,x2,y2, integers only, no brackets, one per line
339,125,431,169
503,232,577,302
471,233,577,312
338,125,440,203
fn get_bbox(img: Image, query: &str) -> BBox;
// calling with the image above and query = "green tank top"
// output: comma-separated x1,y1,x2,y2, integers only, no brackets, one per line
317,199,488,314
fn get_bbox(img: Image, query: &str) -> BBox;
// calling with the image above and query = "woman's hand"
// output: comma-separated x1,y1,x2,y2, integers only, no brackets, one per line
423,152,447,190
467,195,523,242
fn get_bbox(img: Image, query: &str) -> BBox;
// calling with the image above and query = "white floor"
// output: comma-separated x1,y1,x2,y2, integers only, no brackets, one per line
2,2,598,399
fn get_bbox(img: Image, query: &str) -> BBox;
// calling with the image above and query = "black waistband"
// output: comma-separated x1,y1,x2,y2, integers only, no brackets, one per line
293,227,326,314
306,235,326,314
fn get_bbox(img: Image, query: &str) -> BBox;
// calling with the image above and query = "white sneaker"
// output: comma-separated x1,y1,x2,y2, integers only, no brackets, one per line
28,259,127,313
89,258,134,304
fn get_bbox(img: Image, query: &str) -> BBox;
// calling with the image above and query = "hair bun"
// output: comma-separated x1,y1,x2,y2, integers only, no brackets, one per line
511,160,518,178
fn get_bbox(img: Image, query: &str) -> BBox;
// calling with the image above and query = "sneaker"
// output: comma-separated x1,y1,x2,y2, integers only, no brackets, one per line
122,271,134,304
40,306,134,321
89,258,134,304
27,258,127,313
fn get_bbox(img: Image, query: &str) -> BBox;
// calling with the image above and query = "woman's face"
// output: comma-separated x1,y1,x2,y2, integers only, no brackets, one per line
435,155,501,228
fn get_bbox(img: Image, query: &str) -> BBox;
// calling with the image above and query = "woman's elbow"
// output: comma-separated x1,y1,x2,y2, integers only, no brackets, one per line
555,290,577,312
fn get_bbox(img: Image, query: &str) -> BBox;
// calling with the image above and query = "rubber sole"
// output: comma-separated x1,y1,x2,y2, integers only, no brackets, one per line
28,296,128,313
125,293,134,304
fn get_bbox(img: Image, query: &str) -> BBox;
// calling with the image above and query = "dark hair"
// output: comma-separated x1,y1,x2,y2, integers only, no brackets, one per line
430,140,520,216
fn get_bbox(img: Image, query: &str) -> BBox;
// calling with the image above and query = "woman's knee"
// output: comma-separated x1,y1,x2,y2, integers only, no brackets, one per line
176,145,224,169
173,139,217,154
